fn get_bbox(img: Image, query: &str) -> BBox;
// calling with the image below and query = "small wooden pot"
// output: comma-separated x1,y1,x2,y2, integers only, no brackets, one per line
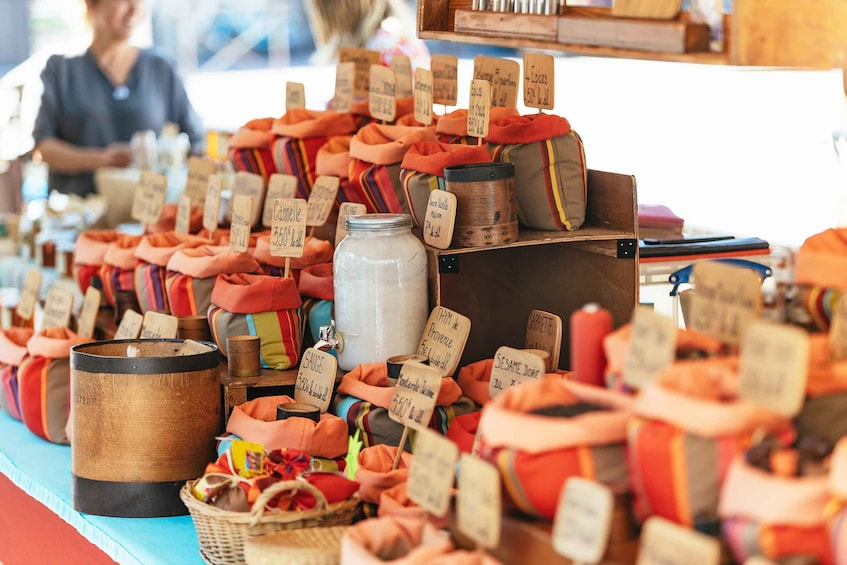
226,335,261,378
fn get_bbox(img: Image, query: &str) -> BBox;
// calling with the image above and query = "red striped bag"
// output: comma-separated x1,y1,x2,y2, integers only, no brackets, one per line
99,234,143,308
133,232,210,314
0,327,34,421
316,135,367,209
229,117,279,182
73,229,121,295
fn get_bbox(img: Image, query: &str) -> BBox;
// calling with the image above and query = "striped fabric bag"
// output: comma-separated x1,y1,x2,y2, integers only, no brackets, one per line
99,234,143,308
794,333,847,445
434,107,519,145
316,135,367,210
791,228,847,331
208,272,303,370
133,232,210,314
228,117,278,181
73,229,121,295
0,327,34,421
252,234,333,279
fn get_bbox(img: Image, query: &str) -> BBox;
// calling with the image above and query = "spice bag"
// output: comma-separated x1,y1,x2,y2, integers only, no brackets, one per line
627,358,789,530
0,327,34,420
147,203,205,235
477,378,632,521
18,327,94,444
827,437,847,564
399,141,491,228
486,113,587,231
225,396,348,458
253,234,333,278
165,245,260,317
790,228,847,331
348,123,438,214
795,333,847,444
229,117,279,181
133,232,210,314
208,272,302,370
719,456,834,564
298,263,334,351
316,135,366,210
333,362,476,449
434,107,519,145
99,233,143,308
73,229,121,294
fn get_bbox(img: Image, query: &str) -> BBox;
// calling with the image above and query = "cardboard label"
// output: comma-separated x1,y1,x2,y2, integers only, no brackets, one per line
417,306,471,377
335,202,367,247
231,171,265,227
523,53,555,111
489,345,546,398
331,62,355,112
468,79,492,139
738,320,809,417
41,286,74,329
637,516,721,565
286,81,306,110
184,156,216,206
229,194,253,254
262,174,298,228
114,309,143,340
391,54,413,98
339,48,381,100
269,198,307,258
76,287,102,339
369,64,397,122
829,295,847,361
473,55,520,108
407,428,459,518
202,174,222,233
413,68,434,126
457,454,501,550
295,348,337,413
431,54,459,106
423,190,456,249
177,339,214,356
623,306,678,389
16,268,41,322
525,309,563,371
140,311,179,339
131,171,168,225
688,261,763,346
552,478,614,563
306,176,340,227
387,361,443,431
175,194,192,235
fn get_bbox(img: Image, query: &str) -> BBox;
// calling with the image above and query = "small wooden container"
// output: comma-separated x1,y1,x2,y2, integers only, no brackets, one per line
227,335,261,378
386,353,429,385
276,402,321,423
114,290,140,324
444,162,518,248
177,315,212,342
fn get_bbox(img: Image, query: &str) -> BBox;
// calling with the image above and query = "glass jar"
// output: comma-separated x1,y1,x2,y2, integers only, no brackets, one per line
333,213,428,371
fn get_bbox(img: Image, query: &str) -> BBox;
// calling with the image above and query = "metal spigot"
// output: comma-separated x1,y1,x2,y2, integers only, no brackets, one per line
316,319,344,352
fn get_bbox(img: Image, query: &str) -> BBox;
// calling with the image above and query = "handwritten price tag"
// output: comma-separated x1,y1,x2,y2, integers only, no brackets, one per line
262,174,298,228
391,54,413,98
114,309,143,340
339,48,380,100
335,202,366,247
525,309,562,372
457,455,501,550
306,176,340,227
76,287,102,339
489,345,546,398
423,190,456,249
331,62,355,112
417,306,471,377
474,55,519,108
15,268,41,322
523,53,554,111
41,286,74,329
688,261,762,346
413,68,434,126
829,295,847,361
294,348,337,413
369,64,397,122
131,171,168,225
431,54,458,106
175,194,192,235
623,306,678,389
468,79,491,139
552,478,614,563
387,361,443,430
408,428,459,518
140,311,179,339
177,339,214,356
231,171,265,227
286,81,306,110
229,195,253,254
184,156,216,206
637,516,720,565
202,174,222,233
738,320,809,417
270,198,307,258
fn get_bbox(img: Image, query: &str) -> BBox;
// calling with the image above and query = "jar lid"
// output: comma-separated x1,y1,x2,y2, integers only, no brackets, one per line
345,213,413,231
443,162,515,183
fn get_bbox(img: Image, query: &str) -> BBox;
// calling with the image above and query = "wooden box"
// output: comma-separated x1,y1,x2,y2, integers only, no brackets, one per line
425,169,639,371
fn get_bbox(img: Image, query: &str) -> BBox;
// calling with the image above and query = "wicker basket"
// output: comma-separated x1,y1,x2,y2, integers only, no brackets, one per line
244,526,347,565
180,478,358,565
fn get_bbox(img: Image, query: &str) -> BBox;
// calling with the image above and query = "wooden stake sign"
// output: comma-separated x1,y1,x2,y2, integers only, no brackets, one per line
76,287,102,339
829,295,847,361
202,174,222,233
423,190,456,249
140,311,179,339
431,54,459,107
523,53,555,111
489,345,546,398
738,321,809,417
270,198,307,258
552,478,614,564
407,428,459,518
417,306,471,377
131,170,168,226
688,261,763,346
231,171,265,228
41,286,74,329
262,174,298,228
285,81,306,110
331,62,355,112
457,454,501,551
413,68,434,126
391,54,413,98
184,156,216,206
295,347,337,413
114,309,143,340
388,361,443,469
369,65,397,123
229,195,253,254
306,176,340,227
335,202,367,247
175,194,192,235
637,516,720,565
339,48,381,100
525,309,563,371
15,268,41,323
468,79,492,140
473,55,520,108
623,306,678,389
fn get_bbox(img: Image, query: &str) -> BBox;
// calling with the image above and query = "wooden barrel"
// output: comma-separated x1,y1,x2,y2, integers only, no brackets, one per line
70,339,221,517
444,162,518,247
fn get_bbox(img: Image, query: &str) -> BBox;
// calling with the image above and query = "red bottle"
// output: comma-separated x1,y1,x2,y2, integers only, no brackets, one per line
570,303,613,387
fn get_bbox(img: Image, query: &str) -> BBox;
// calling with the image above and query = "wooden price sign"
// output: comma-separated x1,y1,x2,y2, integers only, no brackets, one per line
306,176,340,227
431,54,459,107
525,309,563,372
335,202,366,247
473,55,520,108
131,170,168,226
270,198,307,258
489,345,546,398
637,516,720,565
140,311,179,339
407,427,459,518
468,79,492,140
231,171,265,228
829,295,847,361
262,174,298,228
391,54,413,98
175,194,192,235
285,81,306,110
202,174,222,233
417,306,471,377
413,68,434,126
15,268,41,322
688,261,763,346
76,287,102,339
738,320,809,417
457,454,501,551
623,305,677,389
388,360,443,469
331,62,355,112
229,195,253,254
339,48,381,100
114,309,143,340
523,52,554,111
553,478,614,564
184,156,216,206
177,339,214,356
423,190,456,249
369,64,397,123
295,347,337,413
41,286,74,329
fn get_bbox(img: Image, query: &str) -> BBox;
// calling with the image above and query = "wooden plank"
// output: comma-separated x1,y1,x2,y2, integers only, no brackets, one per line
611,0,681,20
454,10,558,42
557,14,711,54
585,170,638,234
